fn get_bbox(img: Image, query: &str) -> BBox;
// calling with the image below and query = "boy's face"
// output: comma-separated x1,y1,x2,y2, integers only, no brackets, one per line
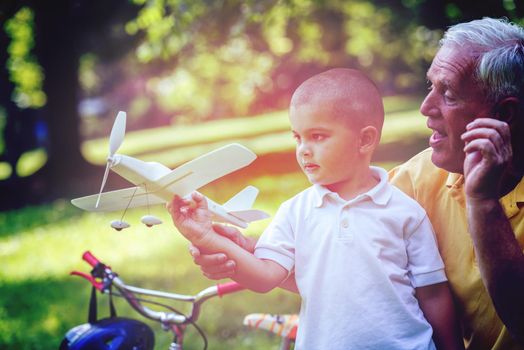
289,99,362,193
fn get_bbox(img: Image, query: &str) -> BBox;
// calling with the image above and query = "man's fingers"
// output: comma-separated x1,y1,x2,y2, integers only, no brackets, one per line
187,244,235,277
188,244,201,259
463,130,511,164
192,251,236,276
465,118,511,146
462,118,513,167
462,127,500,144
466,117,508,130
193,250,228,266
463,139,498,160
203,270,236,281
201,260,236,277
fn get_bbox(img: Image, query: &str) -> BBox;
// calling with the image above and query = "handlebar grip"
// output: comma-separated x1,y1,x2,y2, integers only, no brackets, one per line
216,281,245,297
82,251,100,267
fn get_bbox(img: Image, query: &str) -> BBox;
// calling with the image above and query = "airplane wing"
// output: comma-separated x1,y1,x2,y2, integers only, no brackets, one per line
150,143,257,201
71,143,258,220
71,187,166,212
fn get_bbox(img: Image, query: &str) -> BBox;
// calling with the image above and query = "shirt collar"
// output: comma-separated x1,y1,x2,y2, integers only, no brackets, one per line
516,177,524,203
445,173,466,207
500,175,524,218
446,172,464,189
313,166,392,208
445,171,524,217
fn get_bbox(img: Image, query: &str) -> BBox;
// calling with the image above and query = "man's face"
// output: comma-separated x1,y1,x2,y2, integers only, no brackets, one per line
421,45,493,174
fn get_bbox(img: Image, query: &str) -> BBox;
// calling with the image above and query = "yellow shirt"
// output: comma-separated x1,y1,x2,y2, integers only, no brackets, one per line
389,148,524,350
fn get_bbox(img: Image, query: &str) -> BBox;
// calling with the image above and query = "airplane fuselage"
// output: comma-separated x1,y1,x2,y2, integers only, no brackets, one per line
112,154,171,184
111,154,249,228
111,154,178,202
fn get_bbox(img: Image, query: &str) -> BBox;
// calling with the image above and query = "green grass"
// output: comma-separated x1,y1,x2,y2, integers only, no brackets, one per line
0,97,429,349
0,173,307,350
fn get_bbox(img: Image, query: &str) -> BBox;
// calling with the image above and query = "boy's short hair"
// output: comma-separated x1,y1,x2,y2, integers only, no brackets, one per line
291,68,384,134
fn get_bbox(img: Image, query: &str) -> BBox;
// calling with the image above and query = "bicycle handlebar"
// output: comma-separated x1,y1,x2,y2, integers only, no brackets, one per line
217,281,246,297
74,251,246,327
82,250,100,267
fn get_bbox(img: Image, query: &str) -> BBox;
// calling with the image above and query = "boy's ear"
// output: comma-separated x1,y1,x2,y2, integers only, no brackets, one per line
358,126,379,155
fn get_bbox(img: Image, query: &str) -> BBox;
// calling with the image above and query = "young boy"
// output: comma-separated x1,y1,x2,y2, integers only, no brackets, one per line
168,68,463,349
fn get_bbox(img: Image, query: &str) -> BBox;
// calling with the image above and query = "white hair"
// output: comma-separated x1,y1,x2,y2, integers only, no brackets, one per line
441,17,524,104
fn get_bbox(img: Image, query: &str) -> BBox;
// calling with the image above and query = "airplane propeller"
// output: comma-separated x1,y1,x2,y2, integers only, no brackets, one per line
96,111,127,208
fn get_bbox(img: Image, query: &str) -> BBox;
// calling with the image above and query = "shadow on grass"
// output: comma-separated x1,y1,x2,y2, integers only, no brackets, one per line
0,278,93,350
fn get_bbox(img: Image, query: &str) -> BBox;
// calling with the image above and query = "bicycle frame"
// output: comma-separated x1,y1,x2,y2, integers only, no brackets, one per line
72,251,245,350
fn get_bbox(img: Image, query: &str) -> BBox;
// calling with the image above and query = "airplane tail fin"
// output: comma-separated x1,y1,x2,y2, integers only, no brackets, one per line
229,209,270,223
223,186,259,211
222,186,270,224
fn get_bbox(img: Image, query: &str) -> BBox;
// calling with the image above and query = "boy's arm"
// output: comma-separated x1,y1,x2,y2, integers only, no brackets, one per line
203,232,289,292
416,282,464,350
188,225,300,293
279,273,299,293
168,193,289,293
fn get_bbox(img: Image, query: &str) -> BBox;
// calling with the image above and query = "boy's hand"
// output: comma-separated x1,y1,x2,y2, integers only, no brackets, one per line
167,192,214,247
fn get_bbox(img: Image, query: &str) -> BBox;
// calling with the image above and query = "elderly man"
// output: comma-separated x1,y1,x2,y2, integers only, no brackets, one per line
185,18,524,349
389,17,524,349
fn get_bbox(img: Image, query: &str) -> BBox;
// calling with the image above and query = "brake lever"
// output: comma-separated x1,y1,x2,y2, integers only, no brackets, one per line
70,271,104,291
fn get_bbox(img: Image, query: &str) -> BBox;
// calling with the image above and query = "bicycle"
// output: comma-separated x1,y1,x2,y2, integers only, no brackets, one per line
61,251,297,350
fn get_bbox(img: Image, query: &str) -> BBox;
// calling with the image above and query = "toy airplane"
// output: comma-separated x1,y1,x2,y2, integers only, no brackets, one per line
71,111,269,230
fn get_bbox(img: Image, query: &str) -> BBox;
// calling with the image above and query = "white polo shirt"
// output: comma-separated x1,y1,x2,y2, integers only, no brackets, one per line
255,167,446,350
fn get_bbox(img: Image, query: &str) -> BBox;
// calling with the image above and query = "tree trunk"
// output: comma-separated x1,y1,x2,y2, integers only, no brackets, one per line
33,2,101,201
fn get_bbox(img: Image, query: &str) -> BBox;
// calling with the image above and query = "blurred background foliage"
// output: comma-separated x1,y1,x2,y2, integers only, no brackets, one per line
0,0,522,210
4,7,46,109
88,0,443,125
1,1,524,349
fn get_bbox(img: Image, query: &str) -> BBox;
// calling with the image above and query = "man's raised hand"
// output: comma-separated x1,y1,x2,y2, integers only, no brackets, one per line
461,118,512,200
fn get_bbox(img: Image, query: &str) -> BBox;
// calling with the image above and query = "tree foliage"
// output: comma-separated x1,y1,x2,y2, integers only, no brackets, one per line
104,0,521,127
119,0,442,123
4,7,45,109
